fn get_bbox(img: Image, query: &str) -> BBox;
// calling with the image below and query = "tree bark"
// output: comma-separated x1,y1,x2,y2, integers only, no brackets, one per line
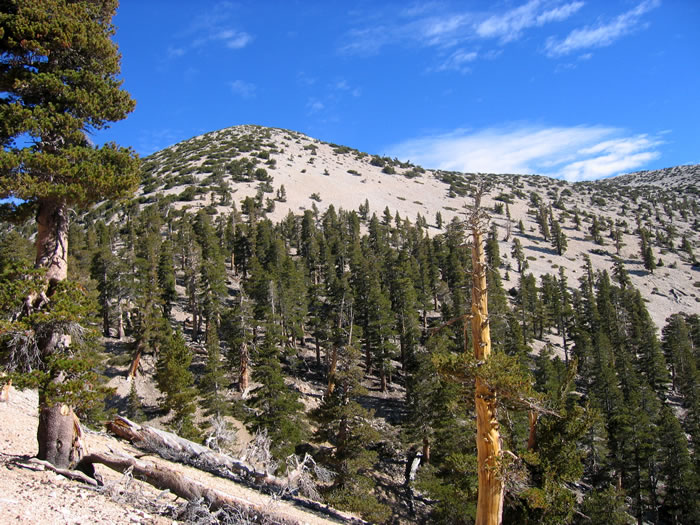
527,411,538,451
239,341,250,394
327,346,338,396
78,451,295,523
37,400,84,469
422,437,431,465
105,416,282,488
127,345,142,380
117,301,125,340
471,225,504,525
35,200,84,469
35,200,69,285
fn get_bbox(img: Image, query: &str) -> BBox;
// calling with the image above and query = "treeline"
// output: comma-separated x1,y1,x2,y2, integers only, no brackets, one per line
1,193,699,524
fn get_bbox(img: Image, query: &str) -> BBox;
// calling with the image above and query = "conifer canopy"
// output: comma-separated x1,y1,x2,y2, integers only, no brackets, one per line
0,0,139,207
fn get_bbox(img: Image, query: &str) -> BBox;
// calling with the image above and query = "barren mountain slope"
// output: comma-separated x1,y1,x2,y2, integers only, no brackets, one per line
91,124,699,332
0,388,359,525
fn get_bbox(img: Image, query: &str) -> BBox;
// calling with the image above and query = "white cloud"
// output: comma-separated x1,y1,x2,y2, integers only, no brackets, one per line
545,0,660,56
477,0,584,42
340,1,582,56
388,124,662,181
307,99,325,114
333,80,362,97
434,49,478,73
171,2,252,56
229,80,256,98
220,30,252,49
167,46,185,58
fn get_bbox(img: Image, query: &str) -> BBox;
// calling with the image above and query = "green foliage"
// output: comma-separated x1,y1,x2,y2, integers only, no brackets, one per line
0,0,140,207
155,328,200,440
0,265,112,425
313,344,389,523
126,381,145,423
247,324,306,462
199,322,229,421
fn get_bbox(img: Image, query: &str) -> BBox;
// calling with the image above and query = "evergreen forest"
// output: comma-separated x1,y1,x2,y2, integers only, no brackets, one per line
2,137,699,523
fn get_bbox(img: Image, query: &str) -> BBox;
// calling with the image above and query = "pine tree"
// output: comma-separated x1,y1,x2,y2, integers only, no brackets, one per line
536,205,551,241
551,219,567,255
200,322,229,421
435,210,443,229
155,328,200,440
639,227,656,273
511,238,527,274
126,381,145,423
246,323,306,462
657,404,700,524
90,221,121,336
366,265,397,391
590,216,604,244
157,240,177,320
313,343,390,523
580,486,634,525
222,291,254,394
194,210,227,330
0,0,140,467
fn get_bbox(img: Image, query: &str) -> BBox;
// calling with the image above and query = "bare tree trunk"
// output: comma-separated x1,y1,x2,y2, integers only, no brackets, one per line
35,200,84,469
239,342,250,394
328,300,351,397
315,335,321,368
101,283,110,337
528,411,538,451
117,301,125,340
105,416,282,487
78,452,295,523
422,437,431,465
35,200,69,284
327,346,338,396
471,221,504,525
127,344,142,380
37,400,84,469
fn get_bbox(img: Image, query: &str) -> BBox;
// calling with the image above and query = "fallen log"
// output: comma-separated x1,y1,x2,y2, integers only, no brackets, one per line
78,451,296,524
106,416,283,489
106,416,366,524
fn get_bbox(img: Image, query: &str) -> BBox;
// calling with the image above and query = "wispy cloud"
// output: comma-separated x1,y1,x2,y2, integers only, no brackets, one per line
229,80,256,98
170,2,252,57
388,124,663,181
136,128,185,156
433,49,478,73
477,0,584,42
545,0,660,57
340,1,582,56
306,98,325,114
333,79,362,97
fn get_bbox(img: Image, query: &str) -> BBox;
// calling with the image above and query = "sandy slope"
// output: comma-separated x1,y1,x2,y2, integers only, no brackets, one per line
0,387,355,525
139,125,699,333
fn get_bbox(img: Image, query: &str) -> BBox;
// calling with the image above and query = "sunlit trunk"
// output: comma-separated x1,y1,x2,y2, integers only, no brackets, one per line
471,226,504,525
35,200,83,468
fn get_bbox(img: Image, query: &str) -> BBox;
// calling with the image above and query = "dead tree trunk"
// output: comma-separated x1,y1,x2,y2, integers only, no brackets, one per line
35,200,84,469
528,411,538,451
127,344,142,380
78,451,295,523
239,341,250,394
106,416,283,488
470,209,504,525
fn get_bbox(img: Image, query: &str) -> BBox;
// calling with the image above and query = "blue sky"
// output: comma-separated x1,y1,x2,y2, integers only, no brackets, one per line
95,0,700,181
